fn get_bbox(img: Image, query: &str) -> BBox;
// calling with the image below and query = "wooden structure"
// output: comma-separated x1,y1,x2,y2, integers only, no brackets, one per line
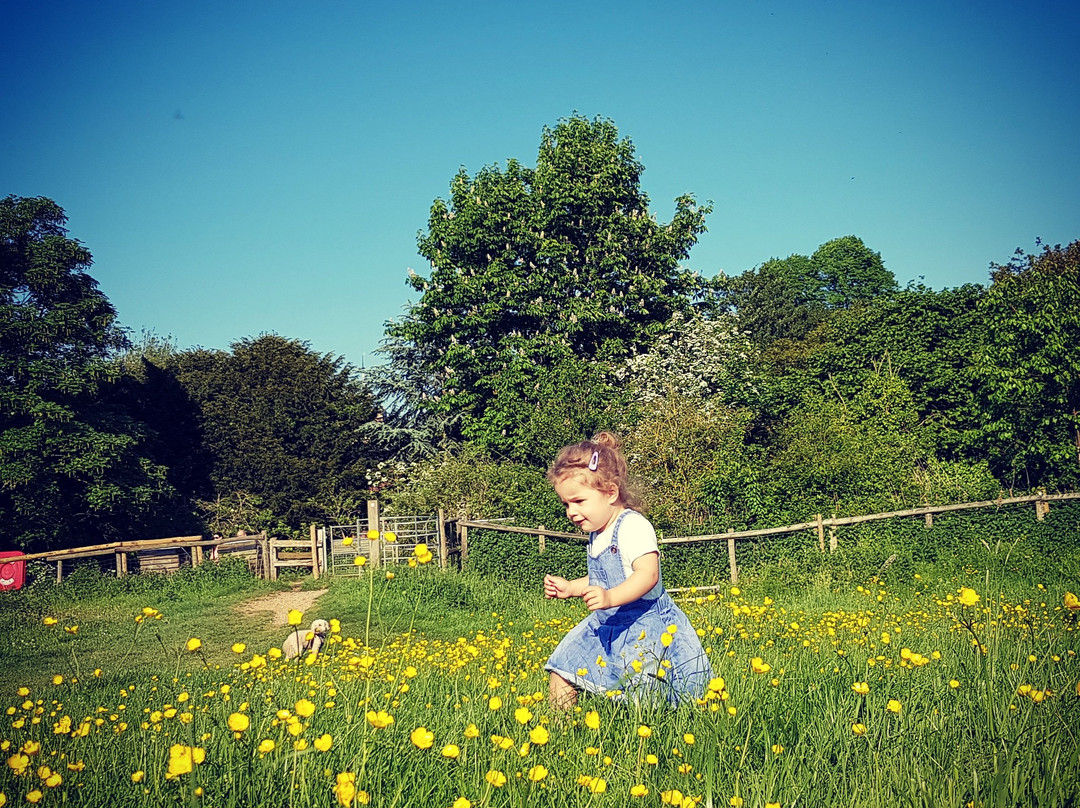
5,491,1076,589
456,491,1080,586
3,531,271,583
267,525,321,581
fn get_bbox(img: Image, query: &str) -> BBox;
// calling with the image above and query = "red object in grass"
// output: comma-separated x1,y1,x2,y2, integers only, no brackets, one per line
0,551,26,590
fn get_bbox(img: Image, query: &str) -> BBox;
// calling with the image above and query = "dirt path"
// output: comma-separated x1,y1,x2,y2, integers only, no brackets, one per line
235,581,330,627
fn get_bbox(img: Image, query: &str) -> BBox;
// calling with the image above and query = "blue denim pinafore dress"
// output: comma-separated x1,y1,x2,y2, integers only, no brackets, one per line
545,510,712,705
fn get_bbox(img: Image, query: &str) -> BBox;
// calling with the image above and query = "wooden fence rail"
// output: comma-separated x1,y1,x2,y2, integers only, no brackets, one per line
3,533,271,582
456,491,1080,585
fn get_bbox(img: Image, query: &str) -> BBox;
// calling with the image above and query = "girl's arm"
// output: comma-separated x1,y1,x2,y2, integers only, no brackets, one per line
544,574,589,599
581,552,659,611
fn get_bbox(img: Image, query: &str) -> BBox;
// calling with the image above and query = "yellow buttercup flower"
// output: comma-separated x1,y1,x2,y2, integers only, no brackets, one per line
852,681,869,695
334,772,357,807
43,617,58,626
227,713,250,732
514,707,533,725
231,643,246,654
958,587,980,607
464,723,480,739
1064,591,1079,611
529,725,550,745
751,657,772,674
852,723,867,735
527,765,548,782
887,699,902,714
410,726,435,749
488,696,502,710
485,770,507,787
186,638,202,652
584,710,600,729
165,744,205,779
294,699,316,718
441,744,460,759
131,771,145,783
631,784,649,797
637,725,652,738
314,734,333,752
366,711,394,729
7,754,29,775
452,799,471,808
354,555,368,567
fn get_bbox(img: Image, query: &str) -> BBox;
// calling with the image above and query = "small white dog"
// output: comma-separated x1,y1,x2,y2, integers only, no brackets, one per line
282,618,331,660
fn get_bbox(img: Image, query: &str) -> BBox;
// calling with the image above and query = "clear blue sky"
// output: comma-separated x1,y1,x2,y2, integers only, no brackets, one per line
5,0,1078,368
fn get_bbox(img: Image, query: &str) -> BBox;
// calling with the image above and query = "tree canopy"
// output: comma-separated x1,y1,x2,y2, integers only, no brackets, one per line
384,114,712,450
977,240,1080,488
170,334,377,529
0,196,180,549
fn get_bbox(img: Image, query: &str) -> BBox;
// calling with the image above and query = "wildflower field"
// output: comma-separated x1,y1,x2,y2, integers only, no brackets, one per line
2,551,1078,808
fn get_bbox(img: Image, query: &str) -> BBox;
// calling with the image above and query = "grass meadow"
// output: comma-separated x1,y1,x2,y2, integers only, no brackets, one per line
1,549,1078,808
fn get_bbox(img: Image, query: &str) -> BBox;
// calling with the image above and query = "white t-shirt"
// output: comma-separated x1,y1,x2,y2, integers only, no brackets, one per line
588,510,659,580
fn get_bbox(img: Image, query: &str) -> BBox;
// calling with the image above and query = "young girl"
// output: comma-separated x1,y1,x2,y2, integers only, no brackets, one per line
544,432,712,708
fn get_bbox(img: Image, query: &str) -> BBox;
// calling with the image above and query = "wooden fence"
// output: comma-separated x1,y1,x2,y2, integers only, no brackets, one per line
4,492,1076,588
3,532,272,582
455,491,1080,586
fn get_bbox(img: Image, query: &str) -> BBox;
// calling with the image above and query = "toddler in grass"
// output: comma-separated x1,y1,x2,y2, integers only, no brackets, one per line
544,432,712,709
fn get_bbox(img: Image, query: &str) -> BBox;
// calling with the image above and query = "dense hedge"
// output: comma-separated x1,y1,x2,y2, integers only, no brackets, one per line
463,499,1080,592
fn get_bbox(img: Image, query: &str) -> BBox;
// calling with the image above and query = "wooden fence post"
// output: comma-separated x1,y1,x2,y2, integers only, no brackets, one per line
437,508,448,570
924,512,933,528
367,500,381,567
538,525,545,555
461,524,469,567
727,529,737,584
309,523,320,580
816,514,826,553
829,514,838,554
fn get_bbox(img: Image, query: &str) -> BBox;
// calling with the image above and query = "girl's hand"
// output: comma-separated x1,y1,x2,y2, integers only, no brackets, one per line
581,586,612,611
544,575,571,599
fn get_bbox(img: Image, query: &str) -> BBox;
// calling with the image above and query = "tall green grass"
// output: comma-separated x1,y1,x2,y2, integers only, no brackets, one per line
1,556,1077,807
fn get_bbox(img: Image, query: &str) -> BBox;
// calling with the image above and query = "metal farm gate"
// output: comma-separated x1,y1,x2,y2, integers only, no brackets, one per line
325,513,439,576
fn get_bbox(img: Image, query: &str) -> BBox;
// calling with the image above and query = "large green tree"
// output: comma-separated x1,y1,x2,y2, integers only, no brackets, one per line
170,335,377,529
977,240,1080,489
385,115,712,450
713,253,826,348
0,196,180,549
811,235,896,309
802,283,987,459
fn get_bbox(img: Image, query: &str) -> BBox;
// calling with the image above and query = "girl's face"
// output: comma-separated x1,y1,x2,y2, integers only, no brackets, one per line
553,475,621,534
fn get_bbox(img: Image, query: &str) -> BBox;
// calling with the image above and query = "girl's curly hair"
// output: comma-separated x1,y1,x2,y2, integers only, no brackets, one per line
547,431,644,512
